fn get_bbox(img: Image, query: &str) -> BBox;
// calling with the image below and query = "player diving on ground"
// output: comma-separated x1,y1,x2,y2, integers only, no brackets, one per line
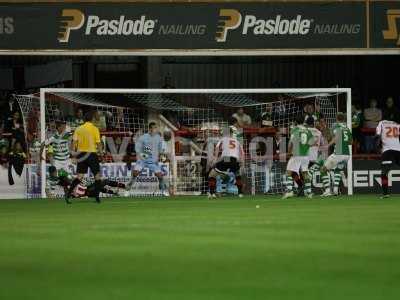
46,165,126,199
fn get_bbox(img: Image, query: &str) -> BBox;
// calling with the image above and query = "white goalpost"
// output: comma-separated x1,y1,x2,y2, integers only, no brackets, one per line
16,88,352,199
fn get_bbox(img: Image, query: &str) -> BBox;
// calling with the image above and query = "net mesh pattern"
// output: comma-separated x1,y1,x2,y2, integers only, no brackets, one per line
15,90,346,197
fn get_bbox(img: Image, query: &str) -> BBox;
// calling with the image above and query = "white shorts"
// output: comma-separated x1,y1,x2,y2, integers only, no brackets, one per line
324,154,350,170
308,147,319,163
286,156,309,173
53,159,72,173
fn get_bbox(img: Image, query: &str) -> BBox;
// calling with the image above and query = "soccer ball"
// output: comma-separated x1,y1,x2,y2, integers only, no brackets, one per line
120,190,131,197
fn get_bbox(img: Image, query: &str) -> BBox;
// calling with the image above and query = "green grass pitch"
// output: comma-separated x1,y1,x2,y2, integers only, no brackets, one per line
1,195,400,300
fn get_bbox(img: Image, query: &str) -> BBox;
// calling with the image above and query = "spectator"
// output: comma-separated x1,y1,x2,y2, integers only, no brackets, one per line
8,141,26,184
352,104,363,153
177,110,196,130
0,145,8,168
53,105,62,121
271,96,287,126
46,120,57,138
363,98,382,153
111,108,128,131
304,104,315,123
304,103,324,125
93,111,107,131
29,132,41,161
0,125,10,150
109,136,124,162
314,103,325,122
2,95,20,131
273,128,287,160
352,104,363,127
260,104,273,127
0,120,9,167
69,108,84,130
232,108,252,128
162,74,175,89
383,96,399,117
363,98,382,128
273,95,286,117
11,141,26,159
10,111,22,129
10,111,25,151
26,108,40,139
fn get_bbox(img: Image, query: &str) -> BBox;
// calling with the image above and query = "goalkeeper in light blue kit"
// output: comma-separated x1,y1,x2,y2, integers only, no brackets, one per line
128,122,169,196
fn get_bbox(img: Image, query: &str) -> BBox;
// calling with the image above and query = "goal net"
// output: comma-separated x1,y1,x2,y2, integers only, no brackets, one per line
15,88,352,199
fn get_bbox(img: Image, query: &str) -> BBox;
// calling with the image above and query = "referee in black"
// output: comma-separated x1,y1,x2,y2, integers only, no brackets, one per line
66,110,103,204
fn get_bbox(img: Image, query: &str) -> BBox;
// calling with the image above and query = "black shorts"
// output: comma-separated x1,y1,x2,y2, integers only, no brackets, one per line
381,150,400,166
215,157,240,174
76,152,100,175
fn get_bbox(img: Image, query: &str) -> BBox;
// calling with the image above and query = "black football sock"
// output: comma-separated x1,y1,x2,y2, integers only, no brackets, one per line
94,179,102,203
382,175,389,195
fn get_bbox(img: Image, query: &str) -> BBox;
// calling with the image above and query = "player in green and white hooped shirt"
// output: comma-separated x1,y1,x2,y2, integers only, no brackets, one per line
40,121,72,177
283,115,315,199
321,113,352,196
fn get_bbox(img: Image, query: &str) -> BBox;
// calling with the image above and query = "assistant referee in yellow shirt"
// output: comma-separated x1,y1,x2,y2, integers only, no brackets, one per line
66,110,103,204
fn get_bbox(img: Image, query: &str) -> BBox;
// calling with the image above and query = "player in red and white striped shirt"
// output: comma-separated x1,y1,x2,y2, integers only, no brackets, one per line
208,125,245,198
